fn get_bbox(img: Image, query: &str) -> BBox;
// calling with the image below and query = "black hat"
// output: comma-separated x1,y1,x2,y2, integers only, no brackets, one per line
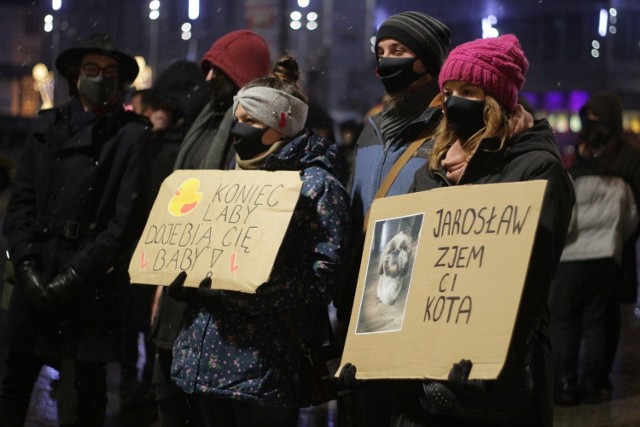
151,60,208,121
376,11,451,78
56,33,139,84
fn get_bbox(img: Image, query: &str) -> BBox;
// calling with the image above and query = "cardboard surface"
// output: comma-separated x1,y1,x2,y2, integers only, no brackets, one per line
340,180,547,380
129,170,302,292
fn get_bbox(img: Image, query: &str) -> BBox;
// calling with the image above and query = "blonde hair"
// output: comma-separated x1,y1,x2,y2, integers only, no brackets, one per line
428,96,519,171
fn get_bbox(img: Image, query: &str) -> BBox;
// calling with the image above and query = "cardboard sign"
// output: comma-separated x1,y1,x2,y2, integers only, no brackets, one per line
340,180,547,380
129,170,302,292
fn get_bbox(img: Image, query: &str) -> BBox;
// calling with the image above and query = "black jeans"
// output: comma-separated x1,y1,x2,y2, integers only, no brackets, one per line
549,259,617,386
196,395,299,427
0,350,107,426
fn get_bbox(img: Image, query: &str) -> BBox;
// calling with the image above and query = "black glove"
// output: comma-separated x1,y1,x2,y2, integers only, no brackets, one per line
46,265,85,306
421,381,458,413
14,259,52,310
448,359,486,392
167,271,222,308
421,359,486,414
335,362,360,391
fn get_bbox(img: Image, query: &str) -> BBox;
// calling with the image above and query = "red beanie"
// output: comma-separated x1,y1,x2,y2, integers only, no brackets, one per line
438,34,529,111
200,30,271,88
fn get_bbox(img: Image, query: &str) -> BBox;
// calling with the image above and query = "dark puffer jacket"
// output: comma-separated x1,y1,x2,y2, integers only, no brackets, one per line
171,130,351,407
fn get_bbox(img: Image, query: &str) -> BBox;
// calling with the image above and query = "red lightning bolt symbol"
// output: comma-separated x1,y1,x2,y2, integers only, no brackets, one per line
140,252,148,271
230,252,239,273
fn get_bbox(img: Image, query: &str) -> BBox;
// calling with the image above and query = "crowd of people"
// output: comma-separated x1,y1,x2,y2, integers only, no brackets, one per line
0,8,638,427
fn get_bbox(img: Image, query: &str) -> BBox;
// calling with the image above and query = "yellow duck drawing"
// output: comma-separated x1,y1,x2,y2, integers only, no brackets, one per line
168,178,203,216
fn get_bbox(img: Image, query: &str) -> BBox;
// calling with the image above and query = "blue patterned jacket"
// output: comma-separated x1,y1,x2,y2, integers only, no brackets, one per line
171,130,351,407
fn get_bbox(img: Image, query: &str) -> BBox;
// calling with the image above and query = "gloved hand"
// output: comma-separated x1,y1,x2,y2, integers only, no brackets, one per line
14,259,52,311
167,271,222,308
46,265,85,306
421,359,479,414
421,381,458,413
447,359,486,392
335,362,361,391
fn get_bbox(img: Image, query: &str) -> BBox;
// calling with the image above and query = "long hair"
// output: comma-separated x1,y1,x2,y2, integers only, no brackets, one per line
243,55,307,104
428,96,519,171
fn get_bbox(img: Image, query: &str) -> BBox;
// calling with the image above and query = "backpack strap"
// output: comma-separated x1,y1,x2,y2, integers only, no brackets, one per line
363,126,433,232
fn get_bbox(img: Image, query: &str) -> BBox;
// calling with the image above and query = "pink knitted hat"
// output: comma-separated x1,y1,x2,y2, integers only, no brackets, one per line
438,34,529,111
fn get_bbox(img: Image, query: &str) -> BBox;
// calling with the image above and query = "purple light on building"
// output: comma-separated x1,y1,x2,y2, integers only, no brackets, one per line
520,91,539,109
568,90,589,112
544,91,565,111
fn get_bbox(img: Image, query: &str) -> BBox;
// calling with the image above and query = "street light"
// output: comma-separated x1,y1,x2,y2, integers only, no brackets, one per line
44,14,53,32
188,0,199,20
181,22,192,40
482,15,499,38
149,0,160,20
289,4,319,31
52,0,61,11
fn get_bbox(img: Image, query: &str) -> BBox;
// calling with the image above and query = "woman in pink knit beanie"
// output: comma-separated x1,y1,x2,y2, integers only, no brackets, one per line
408,34,575,427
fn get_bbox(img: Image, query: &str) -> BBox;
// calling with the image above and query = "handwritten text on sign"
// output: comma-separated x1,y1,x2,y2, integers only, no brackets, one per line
424,205,532,325
129,170,302,292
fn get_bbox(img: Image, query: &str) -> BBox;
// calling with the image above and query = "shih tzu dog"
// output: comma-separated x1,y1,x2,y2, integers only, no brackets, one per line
377,230,412,305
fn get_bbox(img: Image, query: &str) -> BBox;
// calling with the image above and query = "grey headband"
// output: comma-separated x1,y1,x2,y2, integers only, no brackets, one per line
233,86,309,137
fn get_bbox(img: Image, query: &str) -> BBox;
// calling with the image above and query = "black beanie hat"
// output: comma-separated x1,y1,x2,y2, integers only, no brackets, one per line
376,11,451,78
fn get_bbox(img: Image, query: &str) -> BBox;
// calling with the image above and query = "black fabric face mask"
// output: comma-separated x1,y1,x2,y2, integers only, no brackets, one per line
444,95,486,140
581,119,611,149
77,74,118,107
376,57,424,94
230,121,269,160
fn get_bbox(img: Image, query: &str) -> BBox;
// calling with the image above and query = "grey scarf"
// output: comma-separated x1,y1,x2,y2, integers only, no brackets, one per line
173,103,235,170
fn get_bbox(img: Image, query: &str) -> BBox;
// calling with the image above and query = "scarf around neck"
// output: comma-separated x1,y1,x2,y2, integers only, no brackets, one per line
234,140,286,170
379,80,439,143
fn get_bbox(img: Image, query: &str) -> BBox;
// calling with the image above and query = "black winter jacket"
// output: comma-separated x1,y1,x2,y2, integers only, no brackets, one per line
405,119,575,427
3,98,152,361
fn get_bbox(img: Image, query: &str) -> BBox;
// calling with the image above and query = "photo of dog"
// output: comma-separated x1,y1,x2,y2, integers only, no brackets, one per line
356,214,423,334
377,230,412,305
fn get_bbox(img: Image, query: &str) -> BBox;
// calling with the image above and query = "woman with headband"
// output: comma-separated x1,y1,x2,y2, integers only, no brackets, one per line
168,56,351,426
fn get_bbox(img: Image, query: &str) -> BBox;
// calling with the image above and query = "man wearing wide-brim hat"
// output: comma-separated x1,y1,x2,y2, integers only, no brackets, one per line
0,33,153,426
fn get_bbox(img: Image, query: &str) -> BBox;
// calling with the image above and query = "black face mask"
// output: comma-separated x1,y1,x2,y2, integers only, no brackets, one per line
207,74,237,112
444,96,486,140
230,121,269,160
581,119,611,149
77,74,118,107
376,57,425,94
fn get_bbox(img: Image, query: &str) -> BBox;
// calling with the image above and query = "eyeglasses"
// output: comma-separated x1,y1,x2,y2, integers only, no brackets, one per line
80,62,119,79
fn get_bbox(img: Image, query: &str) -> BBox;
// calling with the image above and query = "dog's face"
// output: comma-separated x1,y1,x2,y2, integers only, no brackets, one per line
379,231,412,278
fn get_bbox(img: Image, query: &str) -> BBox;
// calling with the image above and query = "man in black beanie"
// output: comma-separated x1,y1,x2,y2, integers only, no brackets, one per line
335,10,451,427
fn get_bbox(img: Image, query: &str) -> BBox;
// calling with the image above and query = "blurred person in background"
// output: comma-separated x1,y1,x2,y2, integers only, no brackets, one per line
550,91,640,406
